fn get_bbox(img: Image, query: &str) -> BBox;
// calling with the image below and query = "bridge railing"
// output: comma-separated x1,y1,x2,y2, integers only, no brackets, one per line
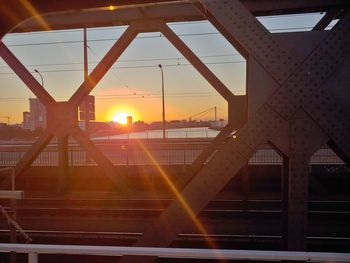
0,244,349,263
0,141,344,166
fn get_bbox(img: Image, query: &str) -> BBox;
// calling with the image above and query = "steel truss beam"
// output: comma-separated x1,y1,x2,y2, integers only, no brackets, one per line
158,23,238,187
287,111,328,250
0,18,237,194
199,1,350,160
0,24,141,191
271,110,329,250
116,1,350,262
4,1,349,33
0,1,349,260
0,43,55,106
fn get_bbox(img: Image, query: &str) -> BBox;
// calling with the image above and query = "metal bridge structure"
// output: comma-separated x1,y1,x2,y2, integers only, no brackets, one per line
0,1,350,262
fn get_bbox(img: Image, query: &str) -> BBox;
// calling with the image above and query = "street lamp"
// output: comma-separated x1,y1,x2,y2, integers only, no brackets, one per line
158,64,166,139
34,69,44,87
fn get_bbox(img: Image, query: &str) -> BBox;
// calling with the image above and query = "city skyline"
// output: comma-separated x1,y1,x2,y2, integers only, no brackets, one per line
18,96,225,128
0,13,325,124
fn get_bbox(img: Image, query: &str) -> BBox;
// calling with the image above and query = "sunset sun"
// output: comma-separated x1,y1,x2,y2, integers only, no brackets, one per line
112,112,130,125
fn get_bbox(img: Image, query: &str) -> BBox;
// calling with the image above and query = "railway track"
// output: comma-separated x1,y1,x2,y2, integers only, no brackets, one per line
0,199,349,246
0,198,349,263
2,198,350,210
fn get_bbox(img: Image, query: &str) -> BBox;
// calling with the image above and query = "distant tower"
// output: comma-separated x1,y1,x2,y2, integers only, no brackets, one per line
29,98,47,131
22,111,31,129
127,116,133,126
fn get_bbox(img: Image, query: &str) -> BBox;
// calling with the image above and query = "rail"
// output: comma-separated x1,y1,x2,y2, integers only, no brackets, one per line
0,244,349,263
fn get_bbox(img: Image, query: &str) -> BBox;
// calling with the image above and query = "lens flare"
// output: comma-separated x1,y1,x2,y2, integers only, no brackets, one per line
19,0,52,31
108,5,117,11
136,140,227,262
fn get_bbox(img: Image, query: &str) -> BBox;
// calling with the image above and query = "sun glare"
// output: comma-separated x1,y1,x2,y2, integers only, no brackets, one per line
107,105,139,125
112,112,129,125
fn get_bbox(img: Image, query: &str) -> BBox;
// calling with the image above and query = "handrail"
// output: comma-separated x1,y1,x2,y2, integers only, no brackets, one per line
0,144,344,166
0,244,349,263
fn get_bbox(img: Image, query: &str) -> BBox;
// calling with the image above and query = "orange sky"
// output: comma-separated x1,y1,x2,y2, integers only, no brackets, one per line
0,13,324,124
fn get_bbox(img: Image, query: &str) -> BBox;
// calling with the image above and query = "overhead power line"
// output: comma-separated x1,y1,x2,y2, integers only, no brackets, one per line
0,60,245,75
0,53,242,69
3,25,333,48
4,32,220,47
0,92,226,102
87,44,136,95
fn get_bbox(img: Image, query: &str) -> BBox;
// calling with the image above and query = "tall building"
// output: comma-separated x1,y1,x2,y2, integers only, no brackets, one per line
29,98,46,131
22,111,31,129
127,116,133,126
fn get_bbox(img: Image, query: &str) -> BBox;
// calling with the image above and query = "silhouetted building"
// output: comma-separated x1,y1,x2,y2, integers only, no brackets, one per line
127,116,132,126
29,98,46,131
22,111,31,129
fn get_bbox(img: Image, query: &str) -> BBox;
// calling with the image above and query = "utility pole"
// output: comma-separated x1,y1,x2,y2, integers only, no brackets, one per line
158,64,166,139
84,28,89,136
214,106,217,121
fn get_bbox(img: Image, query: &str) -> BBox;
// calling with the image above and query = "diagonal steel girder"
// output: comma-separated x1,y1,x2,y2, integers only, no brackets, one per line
160,23,235,102
0,25,139,191
0,42,55,107
1,130,54,189
68,26,137,108
158,22,239,186
0,17,237,193
69,126,131,188
198,0,350,159
118,1,350,262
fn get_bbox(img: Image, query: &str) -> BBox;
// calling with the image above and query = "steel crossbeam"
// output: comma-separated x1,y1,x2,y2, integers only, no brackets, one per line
0,25,140,191
0,19,238,193
160,24,235,102
119,107,284,263
199,0,350,157
6,1,348,34
200,1,350,164
287,111,328,250
116,1,350,262
176,122,236,188
68,25,138,108
0,43,55,106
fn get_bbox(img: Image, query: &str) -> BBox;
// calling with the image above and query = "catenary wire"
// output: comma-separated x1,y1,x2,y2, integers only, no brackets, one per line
3,26,328,48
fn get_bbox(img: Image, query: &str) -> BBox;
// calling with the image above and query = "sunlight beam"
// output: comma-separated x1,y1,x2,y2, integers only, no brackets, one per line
19,0,52,31
136,140,227,262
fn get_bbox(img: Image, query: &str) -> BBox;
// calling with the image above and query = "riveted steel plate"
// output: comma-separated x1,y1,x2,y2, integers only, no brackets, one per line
236,104,285,150
126,137,258,251
200,0,300,84
128,3,350,260
269,14,350,119
124,103,286,259
288,116,310,250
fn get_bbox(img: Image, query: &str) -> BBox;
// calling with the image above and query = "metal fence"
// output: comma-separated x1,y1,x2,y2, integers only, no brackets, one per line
0,141,344,167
